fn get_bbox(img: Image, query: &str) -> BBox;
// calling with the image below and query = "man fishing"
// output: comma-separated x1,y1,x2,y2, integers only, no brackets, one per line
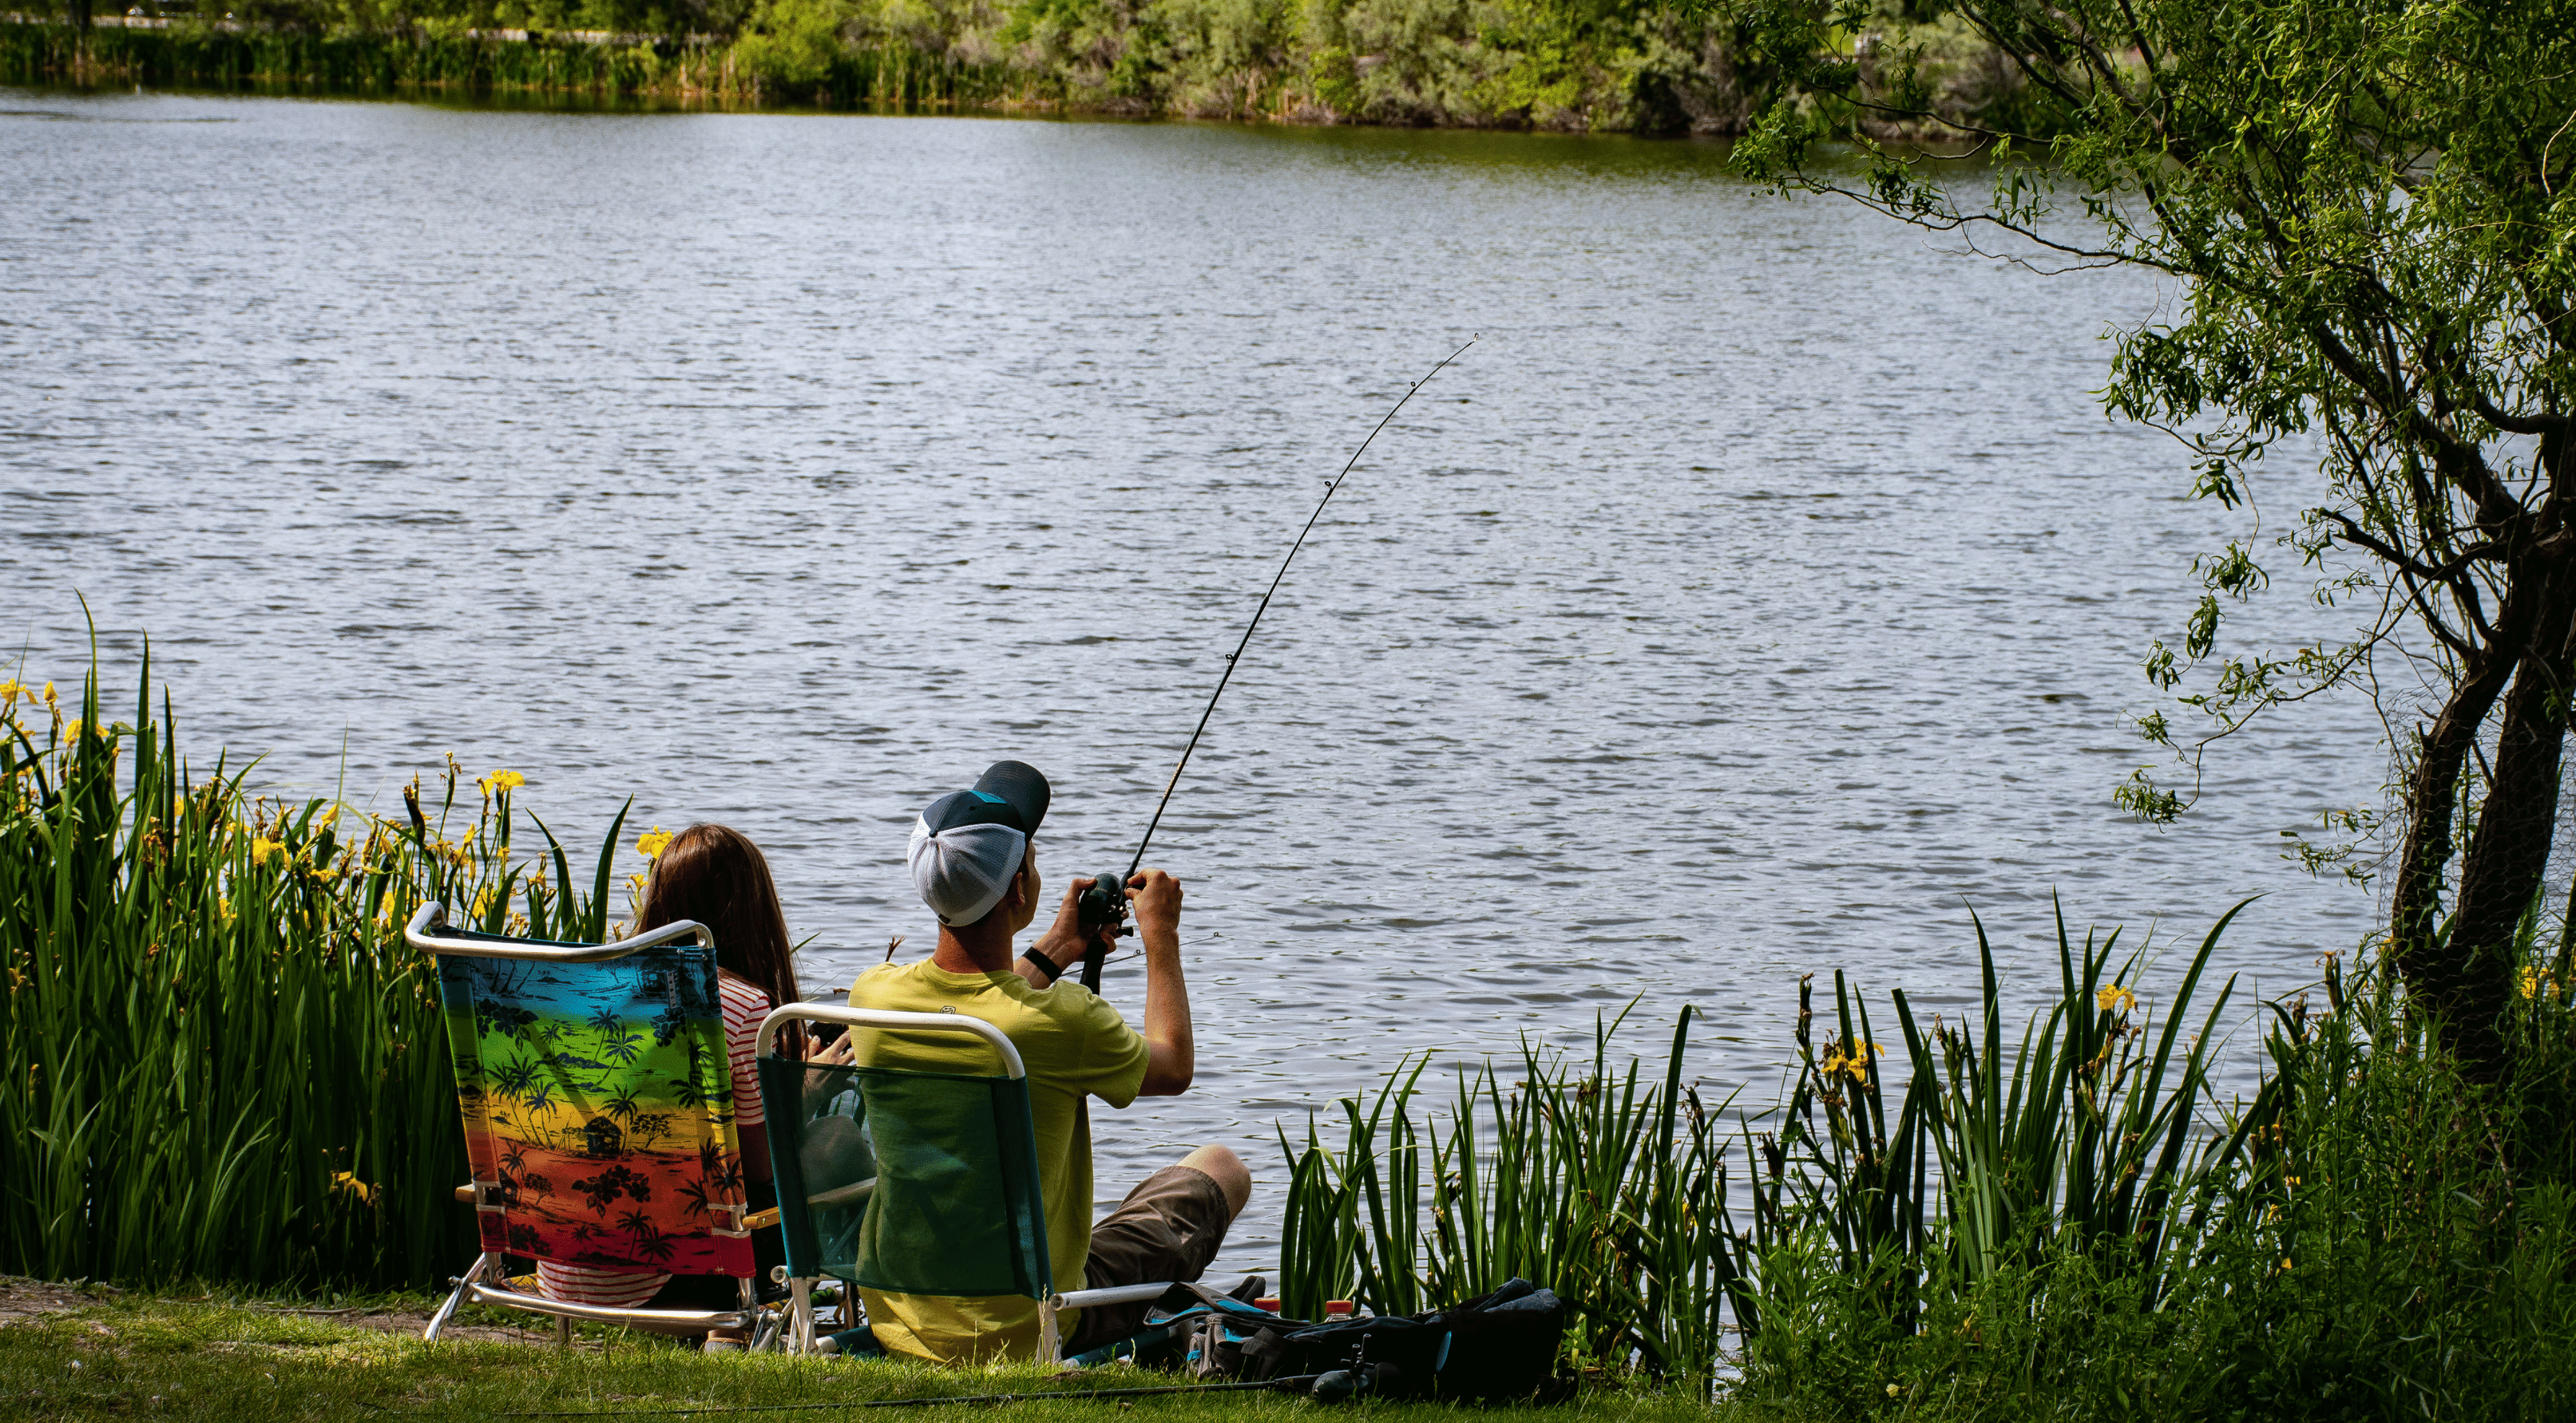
832,345,1470,1363
839,759,1252,1364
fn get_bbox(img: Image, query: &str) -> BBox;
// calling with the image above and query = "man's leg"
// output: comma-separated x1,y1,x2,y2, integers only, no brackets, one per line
1061,1143,1248,1355
1178,1143,1251,1218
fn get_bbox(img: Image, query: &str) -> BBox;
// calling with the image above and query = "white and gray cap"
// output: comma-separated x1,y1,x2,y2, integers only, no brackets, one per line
907,761,1052,927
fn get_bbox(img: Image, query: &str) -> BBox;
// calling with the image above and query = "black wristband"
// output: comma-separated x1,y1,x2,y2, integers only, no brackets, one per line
1022,947,1064,984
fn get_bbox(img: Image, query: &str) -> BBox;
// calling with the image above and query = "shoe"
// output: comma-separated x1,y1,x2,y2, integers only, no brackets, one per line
822,1326,882,1357
703,1336,745,1354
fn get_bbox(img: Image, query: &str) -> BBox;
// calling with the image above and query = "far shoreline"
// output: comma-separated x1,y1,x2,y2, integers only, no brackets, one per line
1,15,2012,143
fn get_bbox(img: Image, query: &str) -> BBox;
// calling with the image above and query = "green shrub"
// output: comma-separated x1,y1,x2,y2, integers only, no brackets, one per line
736,0,853,89
3,1,2038,132
1279,900,2576,1410
1735,930,2576,1418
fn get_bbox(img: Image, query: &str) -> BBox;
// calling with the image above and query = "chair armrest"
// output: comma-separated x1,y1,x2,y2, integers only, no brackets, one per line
406,902,708,963
757,1003,1025,1078
1054,1274,1260,1312
745,1176,874,1232
809,1177,876,1211
1054,1282,1175,1310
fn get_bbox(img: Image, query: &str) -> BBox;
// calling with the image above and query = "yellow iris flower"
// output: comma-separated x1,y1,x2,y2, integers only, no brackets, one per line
479,769,527,796
637,827,673,860
250,838,286,867
1816,1042,1881,1083
2096,986,2137,1016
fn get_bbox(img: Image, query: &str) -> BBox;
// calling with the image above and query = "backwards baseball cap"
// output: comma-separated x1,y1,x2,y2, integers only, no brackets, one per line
907,761,1053,927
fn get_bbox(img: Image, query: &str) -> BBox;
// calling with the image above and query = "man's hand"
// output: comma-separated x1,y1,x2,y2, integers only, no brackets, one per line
1126,868,1182,943
1025,876,1120,987
1131,868,1193,1097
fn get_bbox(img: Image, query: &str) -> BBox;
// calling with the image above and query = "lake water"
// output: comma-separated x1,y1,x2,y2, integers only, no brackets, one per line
2,90,2385,1277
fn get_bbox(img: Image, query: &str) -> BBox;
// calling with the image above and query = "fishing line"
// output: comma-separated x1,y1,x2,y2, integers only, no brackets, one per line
1080,934,1211,973
492,1374,1326,1417
1077,338,1476,989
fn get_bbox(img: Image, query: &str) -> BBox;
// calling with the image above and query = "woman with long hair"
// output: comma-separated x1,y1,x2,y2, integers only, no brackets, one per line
637,822,806,1071
535,823,803,1343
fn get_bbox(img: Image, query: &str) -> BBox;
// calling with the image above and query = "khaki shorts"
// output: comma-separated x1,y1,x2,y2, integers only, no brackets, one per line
1064,1164,1231,1353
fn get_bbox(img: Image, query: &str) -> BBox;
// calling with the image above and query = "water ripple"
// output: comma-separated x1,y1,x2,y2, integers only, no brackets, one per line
2,89,2384,1274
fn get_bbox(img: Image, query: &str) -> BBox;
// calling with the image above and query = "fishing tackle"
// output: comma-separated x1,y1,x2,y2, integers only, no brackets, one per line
1074,339,1477,990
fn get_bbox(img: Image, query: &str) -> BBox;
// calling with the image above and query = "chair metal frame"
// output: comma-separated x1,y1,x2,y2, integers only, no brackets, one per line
409,902,776,1347
755,1003,1172,1363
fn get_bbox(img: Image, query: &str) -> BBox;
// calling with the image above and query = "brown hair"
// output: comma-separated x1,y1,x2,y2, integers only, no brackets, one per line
637,823,804,1059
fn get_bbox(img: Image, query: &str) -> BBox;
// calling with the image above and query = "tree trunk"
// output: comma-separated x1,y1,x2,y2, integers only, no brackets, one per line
70,0,91,33
2393,424,2576,1078
2390,631,2520,1015
2445,553,2576,1076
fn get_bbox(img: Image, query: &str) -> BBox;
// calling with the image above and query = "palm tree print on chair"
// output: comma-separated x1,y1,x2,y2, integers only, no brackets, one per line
430,927,753,1284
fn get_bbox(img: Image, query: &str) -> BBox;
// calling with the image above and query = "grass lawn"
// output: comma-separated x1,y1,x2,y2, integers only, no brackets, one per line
0,1281,1744,1422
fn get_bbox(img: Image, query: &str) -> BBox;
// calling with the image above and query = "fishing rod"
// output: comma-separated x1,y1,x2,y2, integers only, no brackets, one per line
1071,338,1477,990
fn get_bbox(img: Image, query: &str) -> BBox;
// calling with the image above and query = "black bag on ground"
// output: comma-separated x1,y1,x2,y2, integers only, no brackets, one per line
1152,1278,1568,1404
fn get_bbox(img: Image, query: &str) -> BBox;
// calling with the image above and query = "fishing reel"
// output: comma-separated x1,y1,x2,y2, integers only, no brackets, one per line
1073,870,1131,990
1077,871,1132,934
1311,1362,1407,1405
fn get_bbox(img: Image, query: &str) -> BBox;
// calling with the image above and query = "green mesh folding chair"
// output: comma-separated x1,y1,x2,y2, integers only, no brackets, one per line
754,1004,1178,1362
407,903,779,1347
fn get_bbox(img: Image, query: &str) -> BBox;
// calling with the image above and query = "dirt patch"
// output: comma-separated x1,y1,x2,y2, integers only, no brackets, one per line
0,1276,118,1323
332,1305,541,1346
231,1301,551,1346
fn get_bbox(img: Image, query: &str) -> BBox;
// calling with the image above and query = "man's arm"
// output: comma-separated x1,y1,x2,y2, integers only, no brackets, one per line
1025,870,1192,1096
1128,869,1192,1097
1024,878,1103,990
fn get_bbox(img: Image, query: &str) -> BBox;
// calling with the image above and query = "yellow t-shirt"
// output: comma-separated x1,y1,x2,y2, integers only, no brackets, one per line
843,959,1150,1362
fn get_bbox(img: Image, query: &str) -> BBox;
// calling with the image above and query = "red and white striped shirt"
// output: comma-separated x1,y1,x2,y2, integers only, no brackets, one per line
720,973,768,1133
536,970,771,1308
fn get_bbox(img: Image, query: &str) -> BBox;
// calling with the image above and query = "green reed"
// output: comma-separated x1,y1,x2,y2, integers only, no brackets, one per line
1278,903,2270,1385
1279,1006,1751,1375
1763,900,2259,1315
1764,924,2576,1418
0,649,623,1289
1277,896,2576,1409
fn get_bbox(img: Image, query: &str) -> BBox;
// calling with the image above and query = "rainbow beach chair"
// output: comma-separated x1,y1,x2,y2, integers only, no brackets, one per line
407,903,780,1346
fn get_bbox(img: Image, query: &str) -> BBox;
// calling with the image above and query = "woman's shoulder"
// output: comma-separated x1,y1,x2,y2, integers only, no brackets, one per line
717,970,772,1012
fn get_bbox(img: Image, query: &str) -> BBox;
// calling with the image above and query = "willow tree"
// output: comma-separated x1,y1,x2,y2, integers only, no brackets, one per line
1719,1,2575,1073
